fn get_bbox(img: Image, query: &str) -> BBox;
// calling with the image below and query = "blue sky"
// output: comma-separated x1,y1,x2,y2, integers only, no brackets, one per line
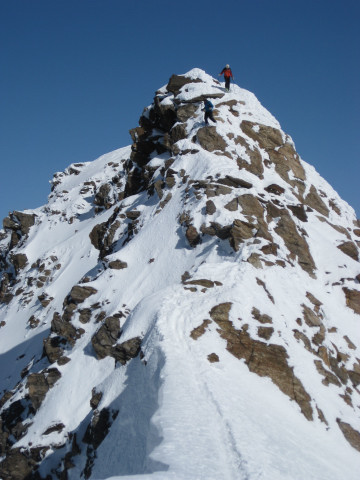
1,0,359,222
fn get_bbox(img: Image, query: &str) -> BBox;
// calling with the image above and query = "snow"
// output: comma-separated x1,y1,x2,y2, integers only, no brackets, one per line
0,68,360,480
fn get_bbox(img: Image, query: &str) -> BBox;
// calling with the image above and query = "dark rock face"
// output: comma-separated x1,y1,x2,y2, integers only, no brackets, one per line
27,369,61,411
10,253,28,274
196,126,227,152
166,74,203,95
186,225,201,247
209,303,313,420
91,317,121,359
3,211,36,236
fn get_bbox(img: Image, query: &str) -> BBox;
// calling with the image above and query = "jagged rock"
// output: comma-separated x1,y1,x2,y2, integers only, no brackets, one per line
337,419,360,452
258,326,274,340
3,211,36,236
92,316,121,359
224,198,238,211
43,336,65,364
43,423,65,435
343,288,360,314
111,337,142,364
166,74,203,95
288,204,308,222
218,176,252,189
337,241,359,261
190,319,211,340
78,308,92,324
210,303,313,420
94,183,113,210
0,273,13,304
302,304,322,327
184,279,220,288
265,184,285,195
305,185,329,217
0,447,42,480
206,200,216,215
69,285,97,304
51,312,81,346
37,293,53,308
126,210,141,220
196,126,227,152
208,353,219,363
267,202,316,276
27,369,61,411
89,210,121,258
186,225,201,247
241,121,283,150
230,219,255,251
11,253,28,274
251,307,273,324
108,259,128,270
90,389,103,410
171,123,187,142
176,103,198,122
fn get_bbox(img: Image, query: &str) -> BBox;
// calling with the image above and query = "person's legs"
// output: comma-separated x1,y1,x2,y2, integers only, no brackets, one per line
209,112,216,123
204,111,210,124
225,76,230,91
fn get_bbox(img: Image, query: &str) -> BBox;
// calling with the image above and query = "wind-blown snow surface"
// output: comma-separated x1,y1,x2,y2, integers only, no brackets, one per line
0,69,360,479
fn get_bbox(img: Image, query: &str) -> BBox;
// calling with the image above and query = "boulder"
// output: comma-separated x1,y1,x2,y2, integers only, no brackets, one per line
206,200,216,215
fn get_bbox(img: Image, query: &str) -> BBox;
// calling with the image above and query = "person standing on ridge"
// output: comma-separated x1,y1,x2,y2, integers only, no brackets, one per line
219,64,234,92
203,99,217,125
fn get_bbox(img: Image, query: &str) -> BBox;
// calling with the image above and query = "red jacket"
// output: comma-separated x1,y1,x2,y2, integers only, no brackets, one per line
220,67,233,78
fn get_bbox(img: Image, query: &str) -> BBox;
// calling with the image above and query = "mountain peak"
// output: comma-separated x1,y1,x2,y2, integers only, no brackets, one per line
0,69,360,480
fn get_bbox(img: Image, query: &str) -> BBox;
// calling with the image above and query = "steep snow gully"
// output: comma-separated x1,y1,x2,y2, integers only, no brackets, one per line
0,69,360,480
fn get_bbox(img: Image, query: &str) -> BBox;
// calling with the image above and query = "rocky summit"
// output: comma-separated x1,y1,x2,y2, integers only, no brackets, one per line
0,68,360,480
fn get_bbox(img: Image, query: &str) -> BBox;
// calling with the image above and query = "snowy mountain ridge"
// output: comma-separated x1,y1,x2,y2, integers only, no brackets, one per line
0,68,360,480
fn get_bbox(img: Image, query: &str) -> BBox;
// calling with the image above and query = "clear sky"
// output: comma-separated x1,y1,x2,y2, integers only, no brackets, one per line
1,0,359,223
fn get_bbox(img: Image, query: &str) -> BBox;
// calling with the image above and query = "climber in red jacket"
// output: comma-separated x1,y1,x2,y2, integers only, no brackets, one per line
219,64,234,92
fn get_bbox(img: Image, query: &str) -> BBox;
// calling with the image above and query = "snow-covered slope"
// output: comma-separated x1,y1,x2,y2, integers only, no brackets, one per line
1,68,360,480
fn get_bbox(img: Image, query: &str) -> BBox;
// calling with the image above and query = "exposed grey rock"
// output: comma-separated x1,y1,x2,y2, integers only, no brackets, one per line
111,337,142,365
337,241,359,261
186,225,201,247
166,74,203,95
196,126,227,152
11,253,28,274
27,369,61,411
343,288,360,314
206,200,216,215
305,185,329,217
69,285,97,304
